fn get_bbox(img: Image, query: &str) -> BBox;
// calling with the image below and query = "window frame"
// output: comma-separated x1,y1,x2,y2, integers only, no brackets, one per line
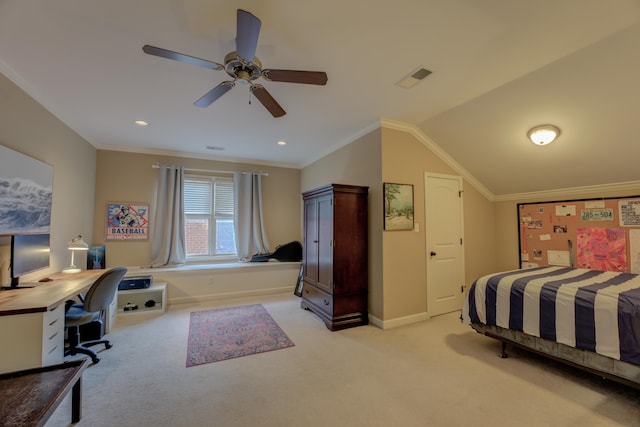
183,174,236,261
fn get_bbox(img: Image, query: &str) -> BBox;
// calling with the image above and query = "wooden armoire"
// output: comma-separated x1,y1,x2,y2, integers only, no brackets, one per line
300,184,368,331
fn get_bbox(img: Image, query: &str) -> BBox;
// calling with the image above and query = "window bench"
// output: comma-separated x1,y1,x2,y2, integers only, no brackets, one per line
123,261,301,306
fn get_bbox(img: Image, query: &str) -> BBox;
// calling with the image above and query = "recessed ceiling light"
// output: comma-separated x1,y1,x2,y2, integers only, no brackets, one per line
135,120,148,126
277,141,287,146
206,145,225,151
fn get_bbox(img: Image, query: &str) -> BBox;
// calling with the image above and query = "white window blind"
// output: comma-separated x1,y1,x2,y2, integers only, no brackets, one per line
214,181,234,218
184,179,212,215
184,176,236,257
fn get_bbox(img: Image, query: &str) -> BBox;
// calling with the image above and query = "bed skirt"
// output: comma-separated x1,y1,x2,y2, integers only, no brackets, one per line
471,322,640,389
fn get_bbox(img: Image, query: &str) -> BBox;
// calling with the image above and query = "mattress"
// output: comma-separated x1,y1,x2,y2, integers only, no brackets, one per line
461,266,640,366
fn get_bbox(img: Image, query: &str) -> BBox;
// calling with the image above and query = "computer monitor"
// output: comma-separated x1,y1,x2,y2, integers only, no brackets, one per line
9,233,50,288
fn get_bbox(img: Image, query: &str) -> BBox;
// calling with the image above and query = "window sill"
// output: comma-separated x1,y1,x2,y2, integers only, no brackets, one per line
126,260,301,275
185,255,237,263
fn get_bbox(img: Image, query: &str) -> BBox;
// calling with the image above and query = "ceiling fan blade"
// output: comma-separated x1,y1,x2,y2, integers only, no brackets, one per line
262,69,328,85
142,45,223,70
194,82,235,107
250,84,286,117
236,9,261,63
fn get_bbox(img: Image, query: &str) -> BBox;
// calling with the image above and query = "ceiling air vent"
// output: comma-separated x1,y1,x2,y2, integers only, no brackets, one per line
396,67,432,89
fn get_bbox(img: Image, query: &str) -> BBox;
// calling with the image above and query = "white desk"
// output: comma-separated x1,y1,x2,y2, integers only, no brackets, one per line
0,270,105,374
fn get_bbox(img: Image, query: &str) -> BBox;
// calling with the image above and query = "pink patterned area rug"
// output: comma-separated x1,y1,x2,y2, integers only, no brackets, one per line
186,304,294,367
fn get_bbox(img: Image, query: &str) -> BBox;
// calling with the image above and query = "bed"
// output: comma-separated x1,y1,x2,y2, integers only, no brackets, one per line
461,266,640,389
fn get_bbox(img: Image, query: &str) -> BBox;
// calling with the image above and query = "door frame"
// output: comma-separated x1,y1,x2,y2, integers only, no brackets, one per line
424,172,465,317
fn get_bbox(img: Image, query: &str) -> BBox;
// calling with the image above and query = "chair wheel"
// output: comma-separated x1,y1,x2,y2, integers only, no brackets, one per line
91,356,101,364
105,342,113,349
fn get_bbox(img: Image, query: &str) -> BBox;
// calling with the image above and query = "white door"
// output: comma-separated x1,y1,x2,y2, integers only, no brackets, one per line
425,173,465,317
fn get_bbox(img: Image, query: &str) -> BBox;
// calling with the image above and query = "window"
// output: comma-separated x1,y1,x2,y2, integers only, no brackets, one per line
184,176,236,258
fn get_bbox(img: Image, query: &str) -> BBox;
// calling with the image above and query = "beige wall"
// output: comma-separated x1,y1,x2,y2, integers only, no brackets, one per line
302,126,497,323
381,128,437,320
494,186,640,272
0,73,96,279
462,180,497,283
301,128,383,318
381,128,496,320
94,150,301,267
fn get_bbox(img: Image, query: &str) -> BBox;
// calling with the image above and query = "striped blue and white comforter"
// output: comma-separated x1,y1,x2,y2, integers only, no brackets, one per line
461,266,640,365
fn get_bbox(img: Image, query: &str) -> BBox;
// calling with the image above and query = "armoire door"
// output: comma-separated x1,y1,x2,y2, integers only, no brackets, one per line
303,198,318,284
316,194,333,293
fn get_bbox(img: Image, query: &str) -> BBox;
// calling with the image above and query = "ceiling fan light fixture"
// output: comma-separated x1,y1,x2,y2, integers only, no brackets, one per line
528,124,560,146
235,70,252,85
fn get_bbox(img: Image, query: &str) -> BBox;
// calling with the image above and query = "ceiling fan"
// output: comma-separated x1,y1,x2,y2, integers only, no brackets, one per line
142,9,328,118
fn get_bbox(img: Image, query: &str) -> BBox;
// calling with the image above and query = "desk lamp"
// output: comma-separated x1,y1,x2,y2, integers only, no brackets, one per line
62,235,89,274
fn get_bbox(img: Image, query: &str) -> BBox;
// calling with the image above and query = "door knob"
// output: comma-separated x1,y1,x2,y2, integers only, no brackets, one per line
430,251,437,257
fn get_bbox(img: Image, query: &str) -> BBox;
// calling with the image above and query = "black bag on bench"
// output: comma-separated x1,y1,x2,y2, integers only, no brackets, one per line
250,241,302,262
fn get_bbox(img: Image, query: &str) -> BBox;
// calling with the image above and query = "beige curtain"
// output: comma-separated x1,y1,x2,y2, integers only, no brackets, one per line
150,166,185,267
233,172,270,261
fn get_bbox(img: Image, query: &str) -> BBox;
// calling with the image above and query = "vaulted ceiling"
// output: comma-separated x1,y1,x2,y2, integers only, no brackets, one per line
1,1,639,197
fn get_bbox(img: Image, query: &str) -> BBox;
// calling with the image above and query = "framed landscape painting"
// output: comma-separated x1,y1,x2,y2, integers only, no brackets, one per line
0,145,53,235
384,182,414,231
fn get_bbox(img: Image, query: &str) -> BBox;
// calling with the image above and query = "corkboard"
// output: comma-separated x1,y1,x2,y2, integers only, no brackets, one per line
517,197,640,273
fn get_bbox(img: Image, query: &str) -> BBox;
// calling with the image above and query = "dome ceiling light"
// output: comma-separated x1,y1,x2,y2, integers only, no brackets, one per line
528,124,560,146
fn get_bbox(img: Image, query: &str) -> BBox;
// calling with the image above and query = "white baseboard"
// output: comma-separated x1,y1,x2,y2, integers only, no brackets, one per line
368,311,430,329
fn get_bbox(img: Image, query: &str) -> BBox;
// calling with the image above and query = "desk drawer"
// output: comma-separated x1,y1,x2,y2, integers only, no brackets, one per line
42,303,64,365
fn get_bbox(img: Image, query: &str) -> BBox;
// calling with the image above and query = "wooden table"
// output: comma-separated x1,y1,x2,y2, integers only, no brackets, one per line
0,359,89,426
0,270,105,316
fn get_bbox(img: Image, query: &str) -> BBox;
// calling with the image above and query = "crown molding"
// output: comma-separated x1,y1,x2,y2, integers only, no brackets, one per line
96,144,300,170
492,180,640,202
102,119,640,202
379,119,495,201
378,119,640,203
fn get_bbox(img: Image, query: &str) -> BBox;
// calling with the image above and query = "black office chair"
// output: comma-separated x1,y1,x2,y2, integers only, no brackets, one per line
64,266,128,364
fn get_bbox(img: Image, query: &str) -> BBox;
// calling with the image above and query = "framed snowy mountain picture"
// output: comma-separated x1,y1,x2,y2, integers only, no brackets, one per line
0,145,53,235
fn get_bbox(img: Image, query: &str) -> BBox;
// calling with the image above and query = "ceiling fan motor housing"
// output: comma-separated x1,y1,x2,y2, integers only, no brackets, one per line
224,52,262,84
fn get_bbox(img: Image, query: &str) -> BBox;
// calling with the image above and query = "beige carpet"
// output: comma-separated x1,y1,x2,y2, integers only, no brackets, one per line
47,293,640,427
